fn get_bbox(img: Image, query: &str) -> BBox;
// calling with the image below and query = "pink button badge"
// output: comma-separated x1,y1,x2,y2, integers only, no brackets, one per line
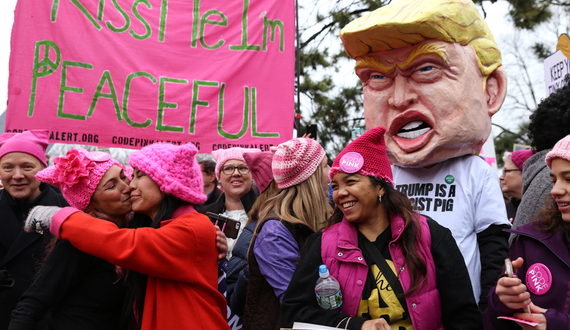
340,152,364,173
526,263,552,295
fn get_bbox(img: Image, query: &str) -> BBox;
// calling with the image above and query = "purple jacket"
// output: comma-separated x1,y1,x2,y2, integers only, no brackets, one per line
484,222,570,329
321,213,443,330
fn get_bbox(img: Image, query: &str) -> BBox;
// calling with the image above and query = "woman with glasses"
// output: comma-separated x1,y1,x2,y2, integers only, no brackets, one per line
243,138,333,330
500,150,534,223
202,148,261,258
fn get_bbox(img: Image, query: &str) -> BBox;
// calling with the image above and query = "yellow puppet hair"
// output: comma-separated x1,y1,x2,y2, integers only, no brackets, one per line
341,0,501,78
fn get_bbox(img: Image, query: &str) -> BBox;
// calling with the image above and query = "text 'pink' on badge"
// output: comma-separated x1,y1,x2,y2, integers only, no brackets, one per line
340,152,364,173
526,263,552,295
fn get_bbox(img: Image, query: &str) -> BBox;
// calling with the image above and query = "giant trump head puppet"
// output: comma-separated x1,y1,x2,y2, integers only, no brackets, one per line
340,0,507,168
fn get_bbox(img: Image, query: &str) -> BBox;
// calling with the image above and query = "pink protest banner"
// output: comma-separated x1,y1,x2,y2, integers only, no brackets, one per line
5,0,295,152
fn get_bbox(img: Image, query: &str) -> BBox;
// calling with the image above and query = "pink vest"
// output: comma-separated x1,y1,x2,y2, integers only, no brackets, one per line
321,213,443,330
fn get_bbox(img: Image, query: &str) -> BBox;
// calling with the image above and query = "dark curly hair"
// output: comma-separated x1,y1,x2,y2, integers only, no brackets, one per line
528,74,570,151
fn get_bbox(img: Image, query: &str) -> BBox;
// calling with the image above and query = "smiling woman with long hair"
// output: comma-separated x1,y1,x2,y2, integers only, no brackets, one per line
24,143,230,330
243,138,333,330
282,127,482,330
226,151,281,316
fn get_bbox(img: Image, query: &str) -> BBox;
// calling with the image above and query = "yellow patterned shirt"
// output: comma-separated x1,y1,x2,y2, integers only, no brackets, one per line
356,229,413,330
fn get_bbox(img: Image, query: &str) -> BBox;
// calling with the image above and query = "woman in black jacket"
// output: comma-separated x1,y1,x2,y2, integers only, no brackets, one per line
9,149,132,330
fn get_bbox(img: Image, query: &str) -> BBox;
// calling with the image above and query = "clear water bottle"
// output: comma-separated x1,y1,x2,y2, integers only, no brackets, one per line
315,264,343,310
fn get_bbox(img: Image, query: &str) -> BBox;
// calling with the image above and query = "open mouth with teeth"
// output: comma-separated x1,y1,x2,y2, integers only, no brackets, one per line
342,201,357,210
389,112,435,153
397,121,431,139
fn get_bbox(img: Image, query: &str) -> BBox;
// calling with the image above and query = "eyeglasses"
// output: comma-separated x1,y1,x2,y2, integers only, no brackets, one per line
502,168,521,175
222,165,250,176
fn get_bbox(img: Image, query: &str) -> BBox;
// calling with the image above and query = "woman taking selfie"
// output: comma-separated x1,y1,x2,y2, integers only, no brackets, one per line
25,143,230,330
10,148,131,330
282,127,482,330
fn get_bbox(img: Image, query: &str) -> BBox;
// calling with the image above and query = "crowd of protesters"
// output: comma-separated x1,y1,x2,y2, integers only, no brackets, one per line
0,77,568,329
2,0,570,326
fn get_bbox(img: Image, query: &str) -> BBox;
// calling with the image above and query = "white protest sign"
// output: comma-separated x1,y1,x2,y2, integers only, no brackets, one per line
544,49,570,97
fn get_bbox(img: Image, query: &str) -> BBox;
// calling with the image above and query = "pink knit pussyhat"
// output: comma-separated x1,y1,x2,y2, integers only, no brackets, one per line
0,130,49,166
129,143,206,205
511,149,534,171
329,126,393,184
272,138,326,189
546,134,570,169
243,151,274,194
36,148,130,210
211,147,261,181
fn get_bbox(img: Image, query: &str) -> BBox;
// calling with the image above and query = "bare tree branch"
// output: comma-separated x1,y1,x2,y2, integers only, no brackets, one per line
492,123,522,137
551,0,570,6
300,8,372,50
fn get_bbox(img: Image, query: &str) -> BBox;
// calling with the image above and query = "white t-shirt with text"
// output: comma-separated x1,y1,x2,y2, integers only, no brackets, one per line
392,155,510,303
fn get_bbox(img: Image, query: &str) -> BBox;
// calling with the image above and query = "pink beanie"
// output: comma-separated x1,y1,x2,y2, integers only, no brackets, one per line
0,130,49,166
129,143,206,205
243,151,274,194
272,138,325,189
546,135,570,169
211,147,261,181
510,149,534,171
329,126,393,184
36,148,129,210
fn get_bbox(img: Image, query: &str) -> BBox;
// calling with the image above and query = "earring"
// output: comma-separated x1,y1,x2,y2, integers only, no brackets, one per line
378,195,382,203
